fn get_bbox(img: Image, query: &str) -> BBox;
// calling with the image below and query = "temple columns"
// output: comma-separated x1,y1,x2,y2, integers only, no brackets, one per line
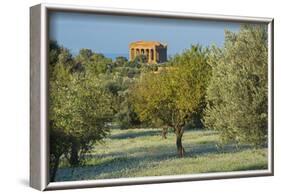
130,47,158,63
154,48,157,63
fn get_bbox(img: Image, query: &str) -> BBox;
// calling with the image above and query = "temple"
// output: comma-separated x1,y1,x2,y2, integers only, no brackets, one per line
129,41,167,64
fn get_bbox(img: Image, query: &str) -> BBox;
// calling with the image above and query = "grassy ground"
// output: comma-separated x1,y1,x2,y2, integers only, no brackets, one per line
55,128,268,182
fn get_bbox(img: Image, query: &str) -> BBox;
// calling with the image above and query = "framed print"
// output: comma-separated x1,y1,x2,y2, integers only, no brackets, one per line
30,3,274,191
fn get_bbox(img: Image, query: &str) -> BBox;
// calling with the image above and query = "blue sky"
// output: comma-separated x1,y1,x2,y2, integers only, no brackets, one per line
49,11,241,58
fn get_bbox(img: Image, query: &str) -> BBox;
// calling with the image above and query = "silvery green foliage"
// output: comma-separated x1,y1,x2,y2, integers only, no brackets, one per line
48,43,114,180
204,25,268,146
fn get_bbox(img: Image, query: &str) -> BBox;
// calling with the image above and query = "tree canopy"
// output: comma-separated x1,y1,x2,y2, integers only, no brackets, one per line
130,45,211,156
48,43,114,181
204,25,268,146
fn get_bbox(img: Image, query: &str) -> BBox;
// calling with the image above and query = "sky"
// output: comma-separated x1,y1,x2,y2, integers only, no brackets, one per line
49,11,241,59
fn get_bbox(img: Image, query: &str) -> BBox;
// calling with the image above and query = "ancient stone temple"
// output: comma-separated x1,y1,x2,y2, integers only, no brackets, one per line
129,41,167,64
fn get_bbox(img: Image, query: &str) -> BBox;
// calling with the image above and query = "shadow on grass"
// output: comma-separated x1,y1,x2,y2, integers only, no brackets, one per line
55,147,176,182
55,138,263,182
233,163,268,171
187,143,252,157
110,129,160,140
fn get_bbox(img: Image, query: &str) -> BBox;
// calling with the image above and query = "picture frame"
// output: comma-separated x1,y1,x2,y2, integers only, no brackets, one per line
30,3,274,191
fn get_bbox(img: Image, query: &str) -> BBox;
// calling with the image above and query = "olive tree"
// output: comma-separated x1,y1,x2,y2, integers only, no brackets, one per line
131,45,211,157
204,25,268,146
48,45,113,181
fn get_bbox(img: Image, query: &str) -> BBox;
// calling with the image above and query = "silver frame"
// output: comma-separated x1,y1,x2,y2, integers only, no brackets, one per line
30,3,274,191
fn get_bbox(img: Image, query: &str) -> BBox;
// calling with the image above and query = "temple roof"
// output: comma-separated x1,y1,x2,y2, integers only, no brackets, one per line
129,41,167,48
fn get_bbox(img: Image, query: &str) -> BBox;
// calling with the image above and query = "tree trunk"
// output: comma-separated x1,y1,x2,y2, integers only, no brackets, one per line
162,127,168,139
70,142,80,166
50,155,60,182
175,128,185,157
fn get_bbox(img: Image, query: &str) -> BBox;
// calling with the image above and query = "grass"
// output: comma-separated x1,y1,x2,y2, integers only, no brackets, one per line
55,128,268,182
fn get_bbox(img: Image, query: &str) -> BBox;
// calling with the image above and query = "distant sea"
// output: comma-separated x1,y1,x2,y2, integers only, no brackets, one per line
104,53,129,61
